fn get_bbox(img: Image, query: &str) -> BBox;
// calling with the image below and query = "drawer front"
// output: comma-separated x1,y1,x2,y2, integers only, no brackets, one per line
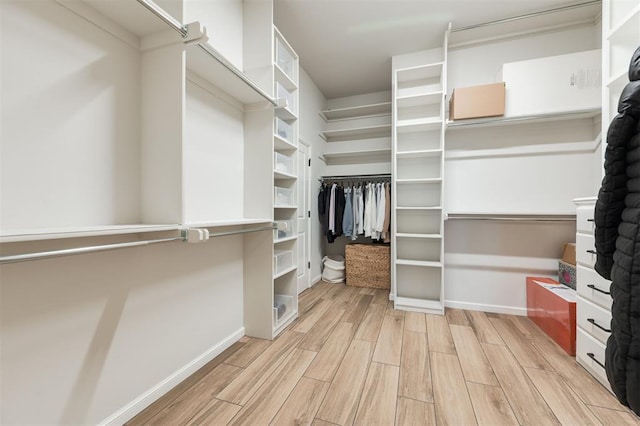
577,296,612,345
576,328,610,389
577,265,613,310
576,233,597,268
577,205,595,235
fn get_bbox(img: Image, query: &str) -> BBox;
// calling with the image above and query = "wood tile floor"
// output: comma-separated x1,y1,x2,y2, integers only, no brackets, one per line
128,281,640,425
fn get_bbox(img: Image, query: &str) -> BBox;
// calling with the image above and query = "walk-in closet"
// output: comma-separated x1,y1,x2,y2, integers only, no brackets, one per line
2,0,640,424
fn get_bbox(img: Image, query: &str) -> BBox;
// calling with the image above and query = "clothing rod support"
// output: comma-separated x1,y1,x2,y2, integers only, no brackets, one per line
196,44,278,106
0,237,183,265
135,0,188,38
452,0,600,33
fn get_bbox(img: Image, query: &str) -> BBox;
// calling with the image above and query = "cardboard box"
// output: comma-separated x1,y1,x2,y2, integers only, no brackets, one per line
449,82,505,120
497,49,601,117
526,277,576,356
559,260,576,289
562,243,576,266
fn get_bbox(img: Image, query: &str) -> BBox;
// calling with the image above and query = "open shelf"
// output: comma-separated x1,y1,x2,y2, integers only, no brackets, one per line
394,297,443,314
321,149,391,165
274,205,297,209
274,135,297,152
274,65,297,91
396,119,443,133
0,224,181,243
606,4,640,42
396,178,443,184
446,109,601,130
396,62,444,83
396,233,442,239
396,149,442,158
273,265,297,279
396,92,443,108
320,124,392,142
607,69,628,88
275,106,297,121
186,42,276,106
396,206,442,211
396,259,443,268
320,102,392,121
274,170,298,181
274,235,298,244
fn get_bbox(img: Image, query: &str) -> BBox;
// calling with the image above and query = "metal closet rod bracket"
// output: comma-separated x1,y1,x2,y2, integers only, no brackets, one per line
182,224,277,243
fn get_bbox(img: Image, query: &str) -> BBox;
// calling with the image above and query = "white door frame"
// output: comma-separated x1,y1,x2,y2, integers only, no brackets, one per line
298,139,312,292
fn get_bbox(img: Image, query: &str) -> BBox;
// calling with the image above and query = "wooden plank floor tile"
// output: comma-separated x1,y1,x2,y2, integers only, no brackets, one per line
466,310,505,345
509,315,543,336
341,294,373,324
148,363,243,425
588,405,640,425
293,298,332,333
431,351,477,425
305,322,355,382
126,341,245,425
395,397,436,426
359,288,376,295
270,377,329,426
316,339,372,425
186,399,241,426
298,305,346,352
404,311,427,332
224,337,272,368
482,343,559,426
354,302,385,342
217,331,304,405
527,332,622,410
372,314,404,365
371,288,390,305
525,367,601,425
426,314,456,354
312,419,339,426
354,362,400,426
450,325,498,386
229,348,316,426
399,329,433,403
386,300,405,317
489,317,551,370
445,308,470,326
466,382,518,426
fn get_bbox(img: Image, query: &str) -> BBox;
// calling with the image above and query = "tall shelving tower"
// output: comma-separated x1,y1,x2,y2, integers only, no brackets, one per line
391,24,451,314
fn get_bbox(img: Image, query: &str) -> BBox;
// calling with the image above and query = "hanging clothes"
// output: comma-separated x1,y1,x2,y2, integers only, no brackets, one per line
342,186,353,238
334,185,345,237
375,182,386,237
382,182,391,243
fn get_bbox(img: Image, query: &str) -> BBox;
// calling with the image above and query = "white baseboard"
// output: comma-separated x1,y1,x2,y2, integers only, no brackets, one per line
311,274,322,285
99,327,245,426
444,300,527,316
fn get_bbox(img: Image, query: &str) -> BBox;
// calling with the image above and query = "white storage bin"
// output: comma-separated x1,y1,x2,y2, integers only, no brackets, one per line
273,294,294,325
276,38,295,80
276,82,295,111
274,249,294,275
274,220,295,240
275,117,294,144
322,255,345,283
274,152,294,175
274,186,294,206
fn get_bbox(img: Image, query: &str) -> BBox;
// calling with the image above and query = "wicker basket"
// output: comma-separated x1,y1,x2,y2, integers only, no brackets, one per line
345,244,390,289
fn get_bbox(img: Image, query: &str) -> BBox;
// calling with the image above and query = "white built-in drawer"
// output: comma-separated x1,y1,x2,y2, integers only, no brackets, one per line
577,265,612,310
576,233,597,268
576,328,610,390
576,205,596,235
577,296,612,345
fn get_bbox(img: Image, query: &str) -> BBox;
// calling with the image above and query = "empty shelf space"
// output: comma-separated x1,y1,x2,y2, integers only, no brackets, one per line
396,62,444,84
396,206,442,211
396,91,444,108
396,149,442,158
274,65,297,91
321,102,392,121
183,219,274,228
273,265,297,279
396,233,442,239
274,205,297,209
321,149,391,165
275,106,297,121
320,124,392,142
396,178,442,184
274,135,297,152
0,224,181,243
274,235,298,244
606,4,640,41
186,42,276,106
607,69,629,88
396,259,443,268
446,109,601,130
396,119,443,132
394,297,443,315
274,170,297,180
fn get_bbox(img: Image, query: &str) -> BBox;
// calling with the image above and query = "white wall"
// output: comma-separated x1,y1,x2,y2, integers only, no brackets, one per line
443,24,601,314
0,236,245,425
297,67,327,283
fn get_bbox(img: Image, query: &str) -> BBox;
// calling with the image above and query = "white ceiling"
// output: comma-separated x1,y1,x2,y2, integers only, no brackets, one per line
274,0,601,99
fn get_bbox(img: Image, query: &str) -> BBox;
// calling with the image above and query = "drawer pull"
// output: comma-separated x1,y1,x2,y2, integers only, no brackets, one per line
587,318,611,332
586,249,597,255
587,218,595,222
587,352,606,369
587,284,611,295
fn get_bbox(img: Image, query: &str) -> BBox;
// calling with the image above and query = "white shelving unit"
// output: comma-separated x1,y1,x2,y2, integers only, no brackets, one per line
391,25,451,315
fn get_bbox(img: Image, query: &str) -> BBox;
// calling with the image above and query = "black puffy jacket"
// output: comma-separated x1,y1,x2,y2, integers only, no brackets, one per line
594,46,640,415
